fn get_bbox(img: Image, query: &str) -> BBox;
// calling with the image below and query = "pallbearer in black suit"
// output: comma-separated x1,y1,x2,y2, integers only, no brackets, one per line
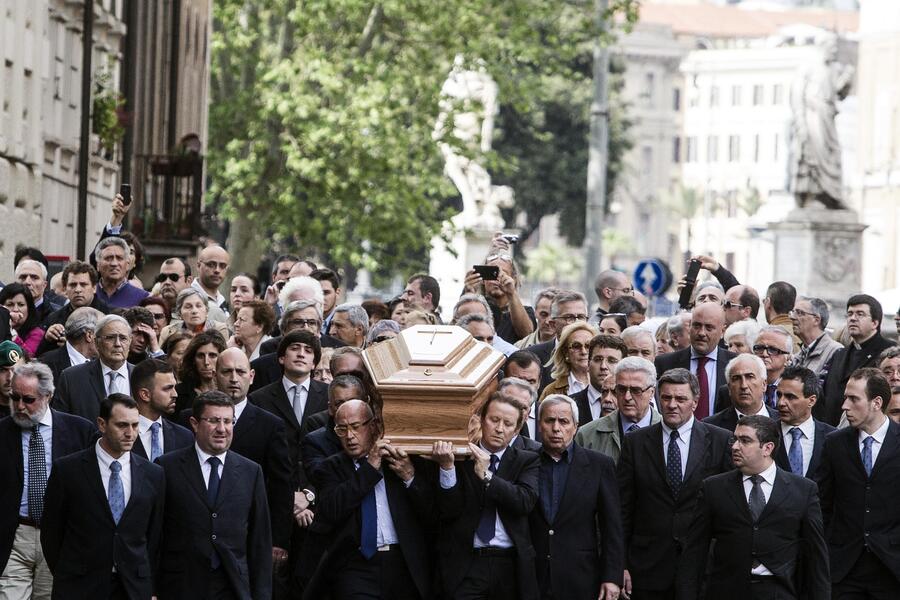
157,391,273,600
0,362,96,598
41,394,165,600
305,400,433,599
130,359,193,461
685,416,830,600
529,394,623,600
431,392,540,600
617,368,733,600
773,366,834,478
816,368,900,598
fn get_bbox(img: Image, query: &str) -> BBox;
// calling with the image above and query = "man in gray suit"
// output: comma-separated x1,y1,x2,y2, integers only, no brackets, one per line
790,296,842,379
54,315,133,422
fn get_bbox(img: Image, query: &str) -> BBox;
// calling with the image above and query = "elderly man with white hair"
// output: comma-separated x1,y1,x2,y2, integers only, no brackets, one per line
704,353,778,432
53,314,134,422
15,260,60,322
622,325,657,362
37,307,102,386
574,357,662,464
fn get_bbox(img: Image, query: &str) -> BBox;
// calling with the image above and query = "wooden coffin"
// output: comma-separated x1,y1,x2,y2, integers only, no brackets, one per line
362,324,505,454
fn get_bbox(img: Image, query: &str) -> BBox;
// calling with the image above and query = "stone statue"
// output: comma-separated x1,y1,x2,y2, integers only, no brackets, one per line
434,57,512,230
788,35,854,210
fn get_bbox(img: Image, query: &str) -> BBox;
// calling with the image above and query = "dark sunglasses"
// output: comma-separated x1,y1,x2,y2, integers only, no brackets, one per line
372,336,394,344
723,301,745,310
752,344,789,356
10,393,39,405
155,273,181,283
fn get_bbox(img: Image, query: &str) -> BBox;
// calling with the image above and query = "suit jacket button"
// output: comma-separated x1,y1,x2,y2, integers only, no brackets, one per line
212,513,218,518
212,534,217,540
549,529,554,536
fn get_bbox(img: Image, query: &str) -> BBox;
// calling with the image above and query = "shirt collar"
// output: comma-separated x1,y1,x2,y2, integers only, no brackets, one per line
65,341,88,365
480,442,506,462
737,403,769,419
138,414,163,435
781,415,814,439
541,441,575,464
95,439,131,469
859,416,890,445
191,279,226,307
662,416,694,438
744,460,777,485
39,408,53,428
587,385,602,405
195,442,227,466
620,409,652,430
101,361,129,378
567,371,586,392
282,375,310,397
690,346,718,361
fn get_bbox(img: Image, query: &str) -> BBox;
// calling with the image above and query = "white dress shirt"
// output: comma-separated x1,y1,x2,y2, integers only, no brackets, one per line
858,416,890,467
781,417,815,476
96,440,132,507
101,362,131,396
439,444,513,549
283,376,310,420
65,341,89,368
690,347,719,415
233,399,248,424
736,403,770,420
587,385,603,421
526,405,537,439
661,417,694,475
195,443,227,487
567,372,587,396
138,415,164,457
743,461,778,576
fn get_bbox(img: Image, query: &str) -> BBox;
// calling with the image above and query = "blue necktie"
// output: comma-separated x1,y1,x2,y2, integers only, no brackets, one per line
627,423,640,434
27,425,47,524
666,430,682,496
862,436,874,477
360,484,378,559
788,427,804,475
475,454,500,545
149,422,162,462
108,461,125,524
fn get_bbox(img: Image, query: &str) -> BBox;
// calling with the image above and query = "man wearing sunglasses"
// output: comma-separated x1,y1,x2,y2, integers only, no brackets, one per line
155,258,193,314
0,362,96,598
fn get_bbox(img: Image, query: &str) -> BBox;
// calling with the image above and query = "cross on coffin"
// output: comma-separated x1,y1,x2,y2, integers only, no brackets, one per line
416,328,454,345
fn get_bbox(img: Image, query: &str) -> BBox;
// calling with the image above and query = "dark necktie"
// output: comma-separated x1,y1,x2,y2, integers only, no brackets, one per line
862,436,874,477
28,425,47,524
748,474,766,522
666,430,682,496
788,428,803,475
475,454,500,545
360,483,378,559
695,356,710,419
207,456,221,506
626,423,641,434
765,384,777,409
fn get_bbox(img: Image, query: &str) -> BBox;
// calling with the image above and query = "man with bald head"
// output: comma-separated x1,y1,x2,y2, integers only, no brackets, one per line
655,303,736,420
193,245,231,315
723,284,760,325
593,269,632,322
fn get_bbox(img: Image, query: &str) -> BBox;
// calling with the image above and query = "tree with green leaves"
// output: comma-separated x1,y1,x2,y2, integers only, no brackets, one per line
209,0,639,282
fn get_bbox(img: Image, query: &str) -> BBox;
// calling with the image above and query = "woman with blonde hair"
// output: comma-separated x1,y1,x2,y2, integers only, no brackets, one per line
538,321,598,402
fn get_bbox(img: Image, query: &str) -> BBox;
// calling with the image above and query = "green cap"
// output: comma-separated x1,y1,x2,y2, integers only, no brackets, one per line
0,341,24,367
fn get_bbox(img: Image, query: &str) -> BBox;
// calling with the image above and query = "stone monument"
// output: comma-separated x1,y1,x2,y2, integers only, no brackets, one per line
429,57,516,303
771,33,865,312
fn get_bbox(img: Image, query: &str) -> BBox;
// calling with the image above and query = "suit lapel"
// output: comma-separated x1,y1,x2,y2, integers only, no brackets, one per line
7,421,24,486
50,411,69,462
683,421,709,482
83,450,116,524
872,422,900,477
809,421,827,476
234,403,256,439
132,436,149,460
214,452,237,509
180,449,210,506
268,384,301,431
305,380,329,421
89,361,107,406
758,468,792,522
727,470,753,522
643,424,667,483
121,456,145,522
844,428,868,478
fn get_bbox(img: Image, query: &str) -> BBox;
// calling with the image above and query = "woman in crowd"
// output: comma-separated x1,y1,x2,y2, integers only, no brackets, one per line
159,288,228,345
174,331,226,416
655,320,673,355
366,319,400,347
230,299,276,361
388,297,407,328
598,313,628,337
162,331,193,378
0,283,44,358
724,319,761,354
539,321,598,402
314,347,334,384
229,272,260,314
362,298,389,327
140,296,171,338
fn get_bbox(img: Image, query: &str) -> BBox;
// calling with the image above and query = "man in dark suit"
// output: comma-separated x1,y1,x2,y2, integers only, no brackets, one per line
54,314,134,422
497,377,542,452
503,351,544,439
157,391,273,599
655,303,736,420
705,354,778,433
531,393,623,600
0,362,96,596
618,368,733,599
816,368,900,597
250,330,328,489
130,359,193,460
305,400,433,599
525,291,590,393
685,415,830,599
36,306,101,386
569,335,626,427
432,391,540,600
250,300,345,393
818,294,895,426
774,366,835,478
41,394,165,599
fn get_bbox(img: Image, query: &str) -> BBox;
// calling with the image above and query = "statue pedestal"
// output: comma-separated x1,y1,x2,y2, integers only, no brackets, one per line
769,207,867,313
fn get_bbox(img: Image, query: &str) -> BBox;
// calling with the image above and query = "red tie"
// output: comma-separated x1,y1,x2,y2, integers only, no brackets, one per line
695,356,710,419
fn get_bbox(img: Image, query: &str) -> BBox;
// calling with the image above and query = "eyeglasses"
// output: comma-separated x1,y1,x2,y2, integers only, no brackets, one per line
789,309,816,319
334,418,374,437
155,273,181,283
752,344,790,356
198,416,235,426
286,319,319,329
10,393,40,405
568,342,589,352
723,301,746,310
149,312,167,321
202,260,229,270
614,384,653,397
100,334,130,344
555,313,588,324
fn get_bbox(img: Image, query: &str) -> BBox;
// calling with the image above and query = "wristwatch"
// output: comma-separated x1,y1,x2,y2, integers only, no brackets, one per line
302,489,316,505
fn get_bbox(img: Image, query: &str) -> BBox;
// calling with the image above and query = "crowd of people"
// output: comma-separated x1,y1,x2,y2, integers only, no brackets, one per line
1,197,899,600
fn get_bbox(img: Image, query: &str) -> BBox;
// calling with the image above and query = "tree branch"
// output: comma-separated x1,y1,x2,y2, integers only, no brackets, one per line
356,4,384,57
